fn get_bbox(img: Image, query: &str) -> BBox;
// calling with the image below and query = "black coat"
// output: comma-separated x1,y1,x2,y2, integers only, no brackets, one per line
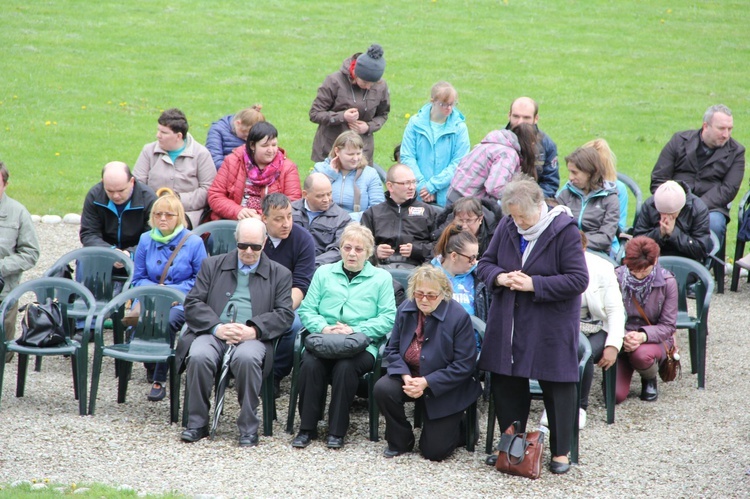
384,299,481,420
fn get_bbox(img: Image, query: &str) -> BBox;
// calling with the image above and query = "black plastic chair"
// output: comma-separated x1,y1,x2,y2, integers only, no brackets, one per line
485,332,591,465
0,278,96,416
730,190,750,292
285,329,388,442
192,220,238,256
384,267,413,291
658,256,714,389
89,286,185,423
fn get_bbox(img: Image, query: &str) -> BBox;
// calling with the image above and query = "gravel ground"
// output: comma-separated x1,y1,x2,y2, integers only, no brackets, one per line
1,221,749,498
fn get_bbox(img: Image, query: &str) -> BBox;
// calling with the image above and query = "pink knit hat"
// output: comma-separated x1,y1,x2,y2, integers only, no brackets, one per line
654,181,686,214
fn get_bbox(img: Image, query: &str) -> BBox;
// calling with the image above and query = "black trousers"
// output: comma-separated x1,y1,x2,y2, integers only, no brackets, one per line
374,374,464,461
580,329,608,410
491,373,576,458
297,350,374,438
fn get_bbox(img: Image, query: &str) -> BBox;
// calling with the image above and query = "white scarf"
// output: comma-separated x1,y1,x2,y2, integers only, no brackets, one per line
516,203,572,266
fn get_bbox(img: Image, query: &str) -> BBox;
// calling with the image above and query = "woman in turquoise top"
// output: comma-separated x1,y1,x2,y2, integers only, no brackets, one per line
292,223,396,449
400,82,470,207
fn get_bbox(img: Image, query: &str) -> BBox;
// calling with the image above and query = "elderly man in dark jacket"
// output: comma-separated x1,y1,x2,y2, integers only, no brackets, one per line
180,218,293,447
650,104,745,246
634,180,710,262
292,173,352,267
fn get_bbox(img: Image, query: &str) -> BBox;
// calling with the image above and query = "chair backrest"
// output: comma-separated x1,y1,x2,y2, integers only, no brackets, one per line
385,267,413,291
658,256,714,322
736,190,750,242
43,247,134,303
192,220,238,256
0,277,97,338
95,286,185,348
617,173,643,230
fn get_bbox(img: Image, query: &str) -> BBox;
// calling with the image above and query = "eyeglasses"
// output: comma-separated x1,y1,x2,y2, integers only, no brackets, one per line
435,101,457,109
455,217,481,226
237,242,264,251
454,251,479,264
390,179,417,186
413,291,441,302
154,212,178,220
341,244,365,254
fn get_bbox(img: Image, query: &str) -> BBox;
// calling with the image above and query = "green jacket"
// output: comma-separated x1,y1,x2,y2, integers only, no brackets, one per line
298,261,396,358
0,194,40,301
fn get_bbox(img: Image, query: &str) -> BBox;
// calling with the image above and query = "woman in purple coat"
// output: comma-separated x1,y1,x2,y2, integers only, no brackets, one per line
477,174,588,475
615,236,677,404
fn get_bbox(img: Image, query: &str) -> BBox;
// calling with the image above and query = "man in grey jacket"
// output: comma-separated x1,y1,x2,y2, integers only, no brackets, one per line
0,162,40,362
292,173,352,267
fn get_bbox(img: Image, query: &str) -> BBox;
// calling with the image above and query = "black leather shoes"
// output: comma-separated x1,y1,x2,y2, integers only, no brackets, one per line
383,447,408,458
326,435,344,449
291,431,317,448
181,426,209,443
485,453,498,466
239,433,259,447
640,377,658,402
549,459,571,474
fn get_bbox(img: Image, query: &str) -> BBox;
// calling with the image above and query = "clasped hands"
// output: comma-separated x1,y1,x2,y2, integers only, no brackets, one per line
401,374,428,399
376,243,412,259
321,322,354,335
215,322,257,344
495,270,534,292
343,108,368,134
622,331,646,352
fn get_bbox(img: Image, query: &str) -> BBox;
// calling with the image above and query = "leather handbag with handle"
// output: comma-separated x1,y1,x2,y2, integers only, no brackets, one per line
495,421,546,480
121,233,192,328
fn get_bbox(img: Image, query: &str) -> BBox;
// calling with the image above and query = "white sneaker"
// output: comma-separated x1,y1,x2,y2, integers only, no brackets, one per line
539,409,549,427
579,408,587,429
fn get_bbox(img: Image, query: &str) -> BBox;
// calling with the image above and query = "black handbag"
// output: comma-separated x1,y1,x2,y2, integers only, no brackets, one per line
304,332,371,359
17,298,67,348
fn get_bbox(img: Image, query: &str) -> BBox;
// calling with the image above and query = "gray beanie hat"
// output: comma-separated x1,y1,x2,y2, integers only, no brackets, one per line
354,44,386,83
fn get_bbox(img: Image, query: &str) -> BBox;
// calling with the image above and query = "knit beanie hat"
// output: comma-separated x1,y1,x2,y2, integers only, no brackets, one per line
355,44,386,83
654,180,686,214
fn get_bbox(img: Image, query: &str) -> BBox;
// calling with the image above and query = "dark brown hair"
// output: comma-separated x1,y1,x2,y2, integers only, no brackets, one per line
434,222,478,258
623,236,660,272
511,123,539,180
158,108,188,137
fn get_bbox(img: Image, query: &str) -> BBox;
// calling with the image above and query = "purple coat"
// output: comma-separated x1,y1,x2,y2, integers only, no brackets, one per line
615,264,677,348
476,213,588,383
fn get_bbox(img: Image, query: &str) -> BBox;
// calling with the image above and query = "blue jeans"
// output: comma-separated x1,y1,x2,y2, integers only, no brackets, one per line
272,312,302,381
709,211,727,249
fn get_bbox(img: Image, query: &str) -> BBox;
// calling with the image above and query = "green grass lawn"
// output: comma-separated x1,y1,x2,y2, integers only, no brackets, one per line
1,0,747,240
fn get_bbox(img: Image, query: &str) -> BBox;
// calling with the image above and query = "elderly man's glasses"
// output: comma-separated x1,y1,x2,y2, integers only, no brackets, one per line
237,242,263,251
414,291,441,301
154,212,178,220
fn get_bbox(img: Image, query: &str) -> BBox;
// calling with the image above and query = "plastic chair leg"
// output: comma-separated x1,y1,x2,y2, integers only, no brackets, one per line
16,353,29,398
603,362,616,424
693,327,707,389
169,357,180,424
117,361,132,404
715,235,726,294
34,356,42,372
688,329,698,375
75,352,87,416
0,345,6,410
367,375,379,442
731,240,746,292
71,354,79,400
261,373,275,437
88,346,104,415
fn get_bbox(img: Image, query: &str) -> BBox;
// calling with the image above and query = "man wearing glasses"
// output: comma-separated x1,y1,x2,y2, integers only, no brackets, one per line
80,161,157,260
180,217,294,446
361,163,438,268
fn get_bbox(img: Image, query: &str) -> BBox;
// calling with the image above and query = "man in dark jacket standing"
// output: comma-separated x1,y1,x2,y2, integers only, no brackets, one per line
80,161,157,258
361,164,438,268
292,173,352,267
650,104,745,246
634,180,710,262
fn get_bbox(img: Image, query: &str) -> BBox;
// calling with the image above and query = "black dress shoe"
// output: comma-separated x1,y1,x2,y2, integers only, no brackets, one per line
383,447,408,458
640,377,658,402
291,431,317,448
549,459,571,474
326,435,344,449
181,426,209,443
485,453,498,466
239,433,259,447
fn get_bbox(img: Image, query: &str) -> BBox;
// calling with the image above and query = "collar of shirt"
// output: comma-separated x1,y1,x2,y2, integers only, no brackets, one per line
267,235,283,248
237,257,260,275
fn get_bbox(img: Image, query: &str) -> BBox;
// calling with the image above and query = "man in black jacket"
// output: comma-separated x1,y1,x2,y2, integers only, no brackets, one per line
634,180,710,262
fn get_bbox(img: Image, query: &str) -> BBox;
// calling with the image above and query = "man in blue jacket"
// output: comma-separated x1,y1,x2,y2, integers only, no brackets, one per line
504,96,559,198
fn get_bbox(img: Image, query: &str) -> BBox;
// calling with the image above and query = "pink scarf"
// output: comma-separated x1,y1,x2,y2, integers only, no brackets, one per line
242,149,283,210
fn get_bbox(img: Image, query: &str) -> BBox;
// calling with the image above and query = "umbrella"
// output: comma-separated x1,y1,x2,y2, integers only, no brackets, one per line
210,304,237,439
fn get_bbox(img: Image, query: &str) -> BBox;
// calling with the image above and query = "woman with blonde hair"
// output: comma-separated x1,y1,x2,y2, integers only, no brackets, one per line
131,188,208,401
400,81,470,206
313,131,385,221
206,105,265,169
374,265,481,460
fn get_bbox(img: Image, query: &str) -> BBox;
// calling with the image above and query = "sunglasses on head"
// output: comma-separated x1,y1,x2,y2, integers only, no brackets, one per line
237,242,263,251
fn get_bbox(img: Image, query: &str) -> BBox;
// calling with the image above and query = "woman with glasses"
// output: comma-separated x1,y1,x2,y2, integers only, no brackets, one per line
132,188,208,401
374,265,481,460
313,131,385,222
432,196,502,257
208,122,301,222
292,224,396,450
431,222,488,350
478,174,588,475
400,81,471,207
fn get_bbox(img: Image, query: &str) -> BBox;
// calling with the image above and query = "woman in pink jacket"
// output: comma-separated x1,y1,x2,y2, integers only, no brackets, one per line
208,122,301,221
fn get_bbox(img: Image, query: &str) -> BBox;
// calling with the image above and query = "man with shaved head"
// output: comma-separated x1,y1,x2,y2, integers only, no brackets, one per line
80,161,157,257
505,96,559,197
292,172,353,267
